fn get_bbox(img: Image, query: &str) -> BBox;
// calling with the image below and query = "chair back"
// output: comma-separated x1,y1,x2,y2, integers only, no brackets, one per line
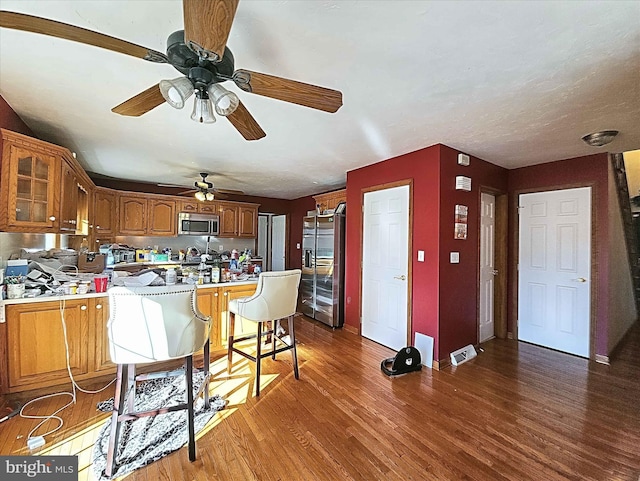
107,285,210,364
234,269,301,321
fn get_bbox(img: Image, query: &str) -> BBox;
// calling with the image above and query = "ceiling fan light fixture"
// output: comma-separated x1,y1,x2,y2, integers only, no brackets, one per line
190,92,216,124
194,190,206,202
205,192,215,201
207,84,239,116
581,130,619,147
159,77,193,109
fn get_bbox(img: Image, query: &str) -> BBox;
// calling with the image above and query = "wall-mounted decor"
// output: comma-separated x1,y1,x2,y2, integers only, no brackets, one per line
455,176,472,191
454,204,468,240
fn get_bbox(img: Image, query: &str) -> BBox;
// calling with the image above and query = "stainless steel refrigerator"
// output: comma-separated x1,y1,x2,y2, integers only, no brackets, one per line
301,211,345,327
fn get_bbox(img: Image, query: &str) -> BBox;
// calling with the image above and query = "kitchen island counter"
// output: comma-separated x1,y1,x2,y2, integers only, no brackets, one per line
0,281,258,394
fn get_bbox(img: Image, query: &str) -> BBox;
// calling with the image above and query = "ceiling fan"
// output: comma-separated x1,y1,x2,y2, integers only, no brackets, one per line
163,172,244,201
0,0,343,141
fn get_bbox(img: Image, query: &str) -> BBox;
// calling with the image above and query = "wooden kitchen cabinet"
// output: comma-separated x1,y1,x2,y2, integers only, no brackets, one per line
93,187,117,237
5,299,90,391
217,201,259,238
59,153,91,236
218,201,239,236
179,199,217,214
119,194,176,236
313,188,346,214
119,194,147,235
0,129,61,232
220,283,259,340
196,287,222,351
238,204,258,237
148,198,176,235
92,298,114,372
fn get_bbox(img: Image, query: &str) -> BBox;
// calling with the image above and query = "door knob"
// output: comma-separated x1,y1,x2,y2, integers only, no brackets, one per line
572,277,587,283
491,270,499,276
394,275,407,281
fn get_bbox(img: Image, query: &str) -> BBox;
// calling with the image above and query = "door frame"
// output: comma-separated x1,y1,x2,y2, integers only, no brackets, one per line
511,182,598,359
477,189,508,341
359,179,413,345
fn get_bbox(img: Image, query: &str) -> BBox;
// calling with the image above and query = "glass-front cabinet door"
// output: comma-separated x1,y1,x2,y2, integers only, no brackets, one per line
4,142,59,230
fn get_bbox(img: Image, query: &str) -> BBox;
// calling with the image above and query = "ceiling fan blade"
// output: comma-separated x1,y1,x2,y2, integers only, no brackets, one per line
215,188,245,195
0,11,168,63
112,84,166,117
226,101,266,141
183,0,238,63
233,69,343,113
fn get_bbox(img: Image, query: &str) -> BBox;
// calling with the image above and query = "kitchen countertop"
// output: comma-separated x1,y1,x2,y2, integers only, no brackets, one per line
0,279,259,318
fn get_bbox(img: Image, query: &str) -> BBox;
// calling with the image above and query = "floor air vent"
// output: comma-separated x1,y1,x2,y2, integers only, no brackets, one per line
450,344,477,366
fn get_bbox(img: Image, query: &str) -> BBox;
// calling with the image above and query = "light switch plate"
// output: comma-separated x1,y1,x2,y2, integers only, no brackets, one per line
296,243,301,249
455,176,472,191
450,252,460,263
417,250,425,262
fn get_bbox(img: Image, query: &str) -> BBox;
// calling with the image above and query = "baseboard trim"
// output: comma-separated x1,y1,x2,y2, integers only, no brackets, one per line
595,354,610,365
433,358,450,370
343,324,359,335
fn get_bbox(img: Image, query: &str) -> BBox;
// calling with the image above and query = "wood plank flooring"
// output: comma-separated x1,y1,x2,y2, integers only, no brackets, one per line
1,316,639,481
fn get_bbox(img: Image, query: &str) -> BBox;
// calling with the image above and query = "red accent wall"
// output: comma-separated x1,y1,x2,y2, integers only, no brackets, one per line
507,153,610,356
0,95,33,135
345,144,507,360
437,145,508,358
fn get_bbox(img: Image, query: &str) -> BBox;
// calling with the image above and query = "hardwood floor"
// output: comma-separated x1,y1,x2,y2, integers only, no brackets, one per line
1,316,639,481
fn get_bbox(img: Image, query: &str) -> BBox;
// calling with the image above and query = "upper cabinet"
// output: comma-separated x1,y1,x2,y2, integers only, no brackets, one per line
59,154,91,235
313,188,346,214
0,130,60,232
217,201,258,238
119,193,176,236
93,187,117,237
179,199,217,214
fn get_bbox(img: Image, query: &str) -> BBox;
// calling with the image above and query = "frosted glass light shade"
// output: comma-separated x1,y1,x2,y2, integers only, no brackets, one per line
207,84,239,116
159,77,193,109
194,190,206,201
191,96,216,124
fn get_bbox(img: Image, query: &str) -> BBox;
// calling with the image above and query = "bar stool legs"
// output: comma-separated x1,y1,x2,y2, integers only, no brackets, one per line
227,311,299,397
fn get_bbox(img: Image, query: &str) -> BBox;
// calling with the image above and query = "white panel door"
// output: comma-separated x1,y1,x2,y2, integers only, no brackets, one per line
271,215,286,271
361,185,410,350
479,193,496,343
518,187,591,357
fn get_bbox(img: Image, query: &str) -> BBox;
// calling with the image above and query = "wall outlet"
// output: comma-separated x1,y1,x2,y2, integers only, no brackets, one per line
219,245,224,251
417,250,425,262
450,252,460,263
297,243,301,249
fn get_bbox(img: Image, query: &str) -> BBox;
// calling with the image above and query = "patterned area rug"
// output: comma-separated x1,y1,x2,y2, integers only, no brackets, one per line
92,372,225,480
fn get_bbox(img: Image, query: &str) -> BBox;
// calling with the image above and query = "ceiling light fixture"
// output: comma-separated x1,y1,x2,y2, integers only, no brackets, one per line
581,130,618,147
191,91,216,124
159,77,194,109
207,84,239,116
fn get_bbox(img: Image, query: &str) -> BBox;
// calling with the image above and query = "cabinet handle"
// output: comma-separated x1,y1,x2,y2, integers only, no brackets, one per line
49,216,56,221
214,293,219,297
96,304,102,309
81,305,87,310
224,292,228,296
96,225,101,230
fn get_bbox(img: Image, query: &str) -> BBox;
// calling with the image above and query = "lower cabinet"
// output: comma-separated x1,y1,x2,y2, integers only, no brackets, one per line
1,283,259,394
5,298,92,392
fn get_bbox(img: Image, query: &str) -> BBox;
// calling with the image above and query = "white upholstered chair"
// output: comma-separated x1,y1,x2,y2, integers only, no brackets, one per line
227,269,302,396
105,285,211,477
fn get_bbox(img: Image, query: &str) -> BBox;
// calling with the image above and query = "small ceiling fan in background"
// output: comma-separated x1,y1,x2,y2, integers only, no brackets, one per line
160,172,245,201
0,0,343,141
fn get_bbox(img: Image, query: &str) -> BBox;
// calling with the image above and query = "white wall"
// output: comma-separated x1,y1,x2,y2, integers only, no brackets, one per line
608,161,638,354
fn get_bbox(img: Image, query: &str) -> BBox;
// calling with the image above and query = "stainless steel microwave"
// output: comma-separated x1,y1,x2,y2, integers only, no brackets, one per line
177,212,220,236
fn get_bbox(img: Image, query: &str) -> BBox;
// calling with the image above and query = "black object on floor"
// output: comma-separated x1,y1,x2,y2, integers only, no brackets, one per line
381,346,422,377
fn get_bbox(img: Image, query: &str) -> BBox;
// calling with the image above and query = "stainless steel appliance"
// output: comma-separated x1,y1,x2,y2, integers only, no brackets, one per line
301,210,345,327
178,212,220,236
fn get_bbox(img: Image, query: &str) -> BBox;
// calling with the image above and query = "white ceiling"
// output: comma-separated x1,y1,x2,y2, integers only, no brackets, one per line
1,1,639,199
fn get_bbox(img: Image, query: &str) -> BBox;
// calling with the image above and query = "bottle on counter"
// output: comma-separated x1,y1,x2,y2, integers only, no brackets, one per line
211,259,221,283
166,267,177,285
